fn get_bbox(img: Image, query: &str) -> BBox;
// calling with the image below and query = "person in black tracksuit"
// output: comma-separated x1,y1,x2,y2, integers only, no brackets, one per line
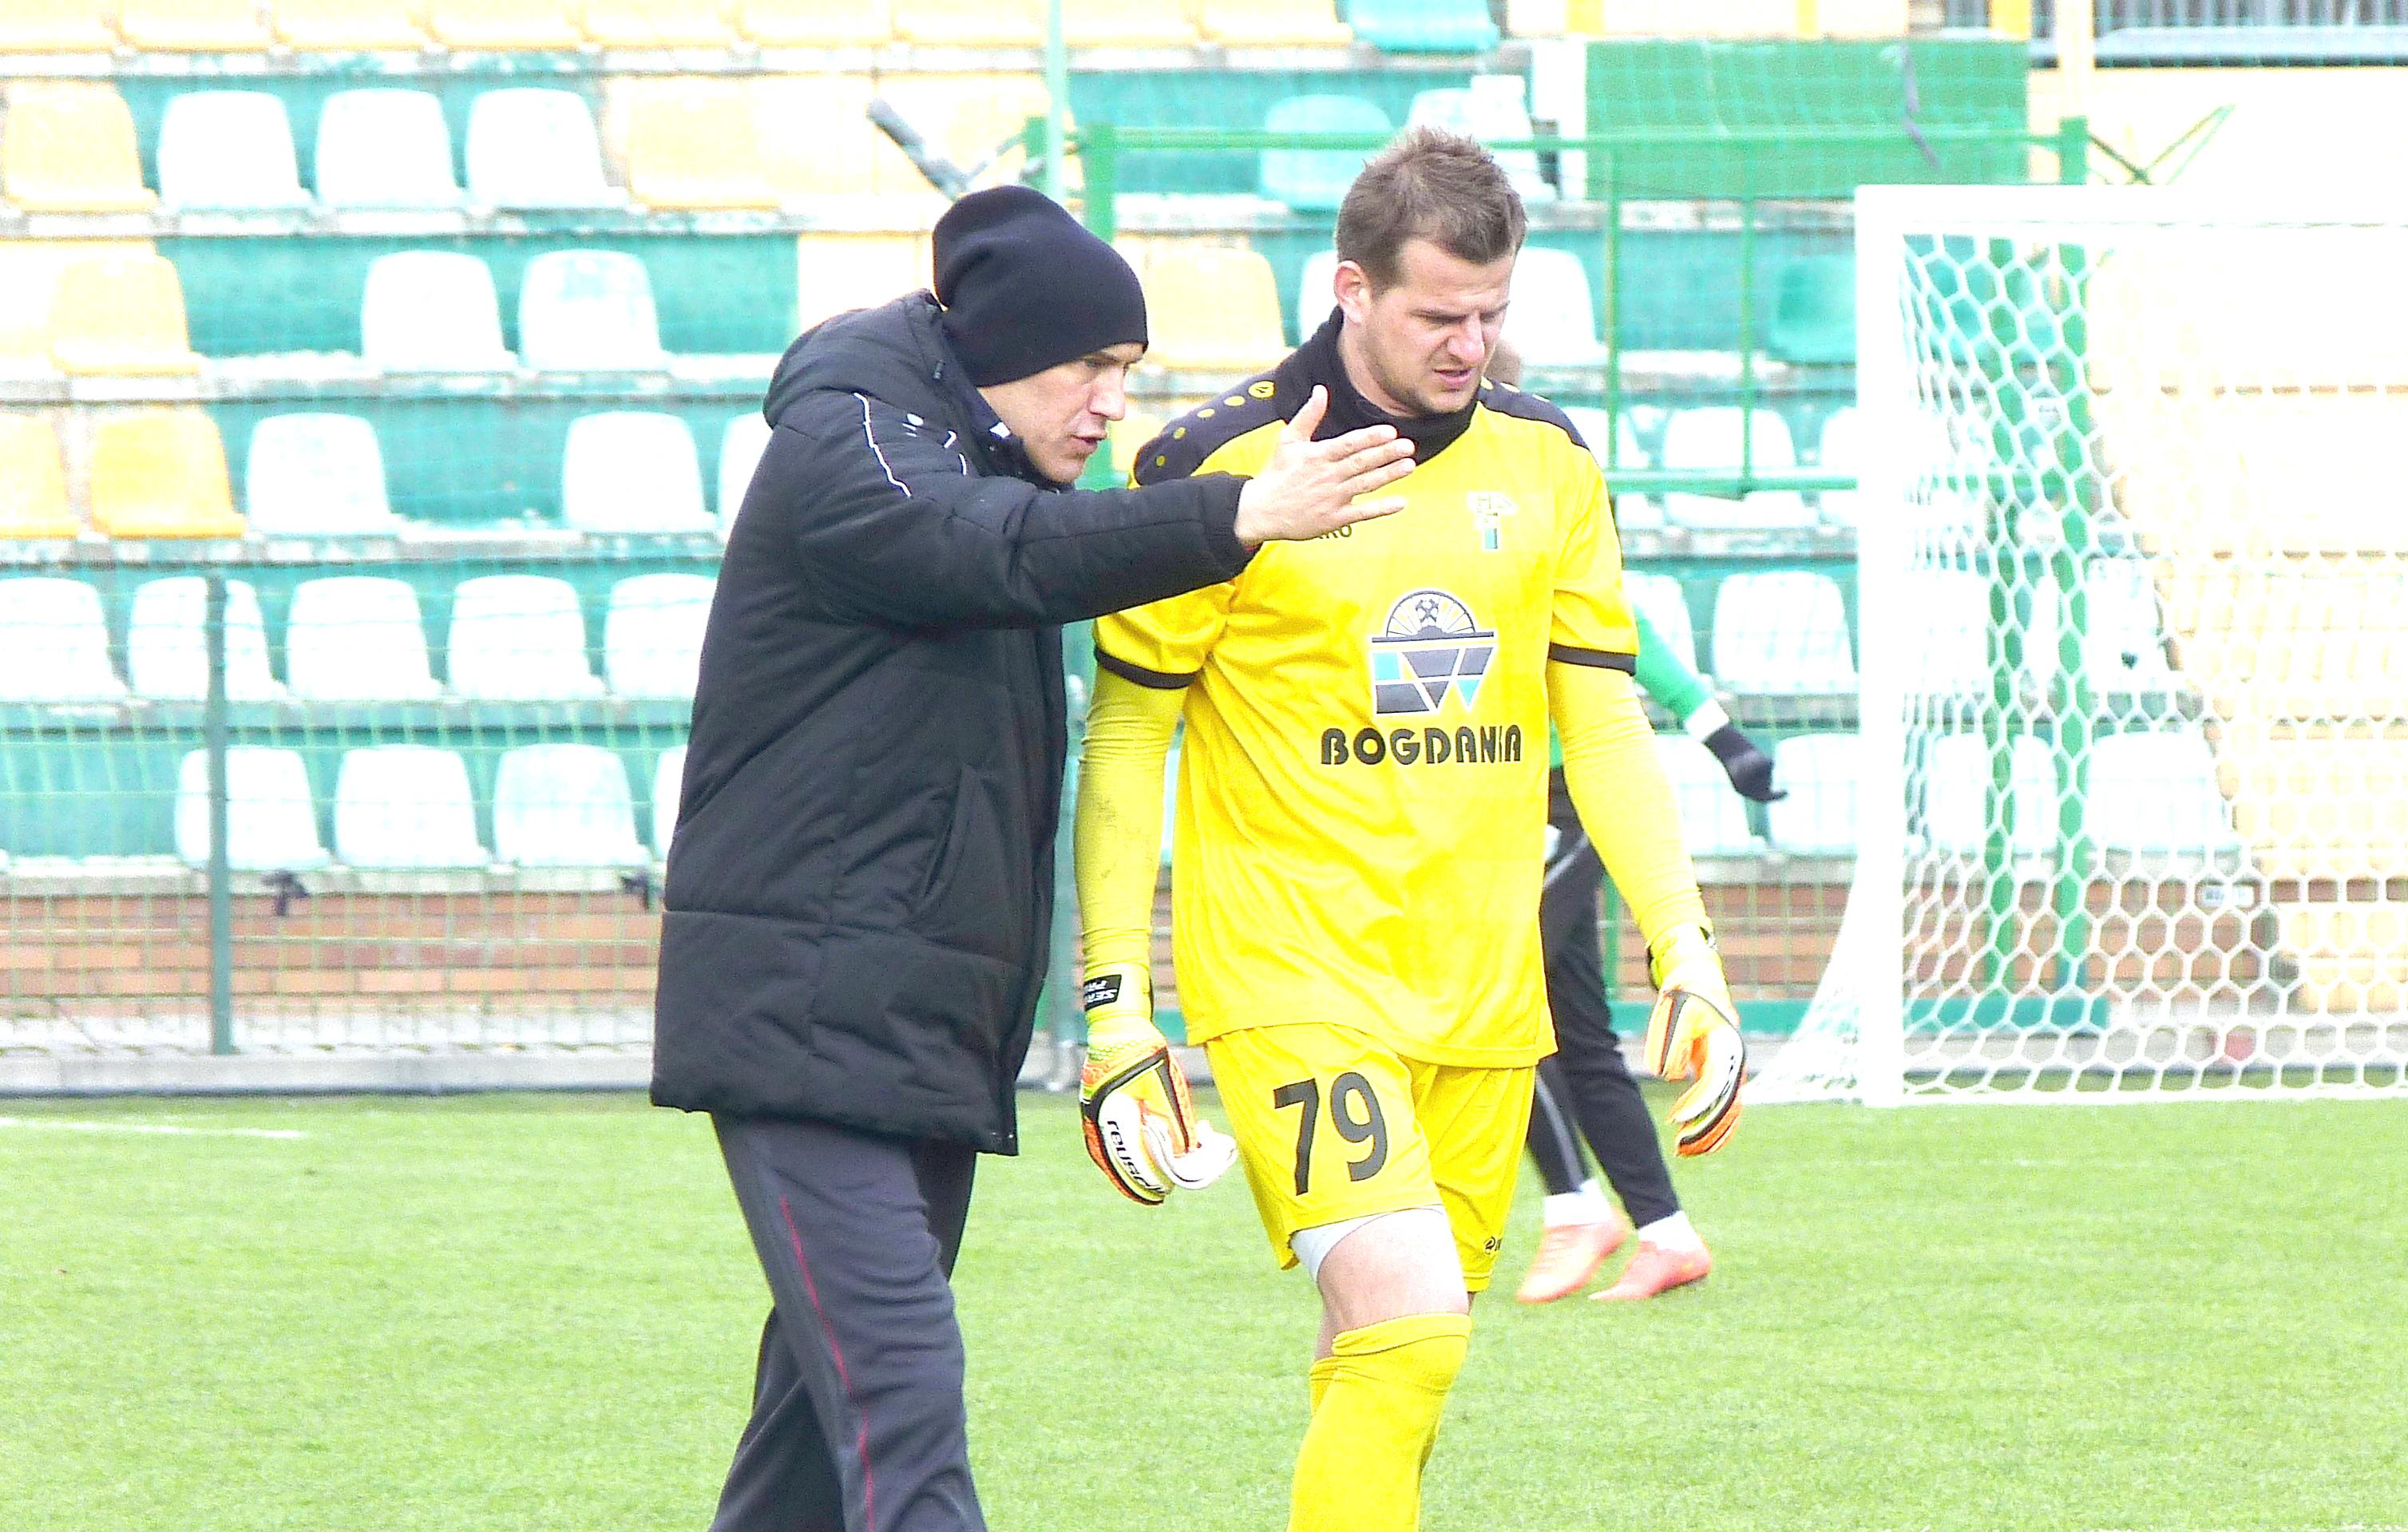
650,186,1414,1532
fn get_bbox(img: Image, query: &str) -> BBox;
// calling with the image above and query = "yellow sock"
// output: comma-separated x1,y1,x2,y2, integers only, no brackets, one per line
1288,1313,1471,1532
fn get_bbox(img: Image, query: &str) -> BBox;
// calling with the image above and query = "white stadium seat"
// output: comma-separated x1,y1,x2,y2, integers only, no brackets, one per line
175,746,330,872
465,88,621,210
560,412,715,533
1500,247,1604,368
718,412,772,531
604,572,714,700
127,576,287,702
334,744,489,869
517,249,667,372
1659,407,1813,529
1562,406,1661,530
244,414,401,536
1766,733,1862,855
1710,571,1854,695
0,576,126,702
158,91,310,210
1407,75,1551,201
315,88,463,209
1899,568,1991,695
651,743,686,859
1923,733,2057,857
493,742,648,868
445,573,604,701
285,575,442,701
360,251,515,373
1657,735,1762,856
1619,571,1697,676
2085,730,2244,858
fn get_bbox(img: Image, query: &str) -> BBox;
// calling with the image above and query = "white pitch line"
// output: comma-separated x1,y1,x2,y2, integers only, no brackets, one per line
0,1115,307,1141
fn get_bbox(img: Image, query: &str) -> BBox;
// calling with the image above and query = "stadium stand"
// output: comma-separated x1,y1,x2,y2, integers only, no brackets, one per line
50,253,201,376
1063,0,1201,48
624,80,779,211
1710,571,1855,695
580,0,740,49
465,90,623,210
158,93,312,211
244,414,403,537
1142,245,1286,374
2,83,156,214
174,747,331,873
893,0,1046,49
89,411,246,539
604,573,715,701
359,252,516,372
0,577,127,703
650,745,687,859
1769,255,1856,366
1920,733,2057,859
446,575,607,702
315,89,465,209
1657,407,1815,528
794,234,932,331
2085,730,2244,861
1621,572,1699,675
717,414,772,528
560,412,715,534
0,1,118,52
284,576,443,702
1350,0,1502,53
518,251,670,372
492,743,649,869
117,0,274,51
332,745,489,869
273,0,434,49
1408,77,1551,200
0,415,79,540
738,0,893,46
1765,734,1862,856
423,0,584,49
1499,247,1606,366
1261,95,1391,212
1898,568,1990,695
1659,735,1764,857
1196,0,1352,46
128,577,287,703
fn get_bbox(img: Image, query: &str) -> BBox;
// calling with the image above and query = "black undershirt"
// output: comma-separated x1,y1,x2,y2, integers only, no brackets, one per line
1285,308,1477,463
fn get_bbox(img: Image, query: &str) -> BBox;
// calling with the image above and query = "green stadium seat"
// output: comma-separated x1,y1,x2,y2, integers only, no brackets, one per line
0,577,126,702
90,410,245,538
1348,0,1499,53
129,577,286,702
2,83,157,214
0,738,179,860
1769,254,1856,365
159,92,311,212
493,744,648,868
174,747,331,873
1260,95,1391,212
0,414,80,539
334,745,489,869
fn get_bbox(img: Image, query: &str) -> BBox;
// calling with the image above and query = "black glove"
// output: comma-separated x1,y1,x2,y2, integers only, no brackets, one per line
1703,723,1784,802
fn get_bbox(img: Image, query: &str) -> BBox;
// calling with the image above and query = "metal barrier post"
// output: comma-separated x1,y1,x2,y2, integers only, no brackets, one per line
204,571,234,1055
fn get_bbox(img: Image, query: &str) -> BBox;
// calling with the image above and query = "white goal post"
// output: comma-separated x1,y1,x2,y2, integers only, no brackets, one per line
1759,185,2408,1105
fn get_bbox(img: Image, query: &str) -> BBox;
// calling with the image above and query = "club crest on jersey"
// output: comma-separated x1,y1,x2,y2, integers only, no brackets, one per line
1469,491,1517,552
1369,589,1495,717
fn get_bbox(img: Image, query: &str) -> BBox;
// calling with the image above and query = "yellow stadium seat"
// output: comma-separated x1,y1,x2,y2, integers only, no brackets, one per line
625,81,779,210
795,234,930,332
49,253,201,376
426,0,585,47
0,239,152,375
90,411,247,540
2275,901,2408,1014
0,415,81,539
1,85,158,215
738,0,890,45
1063,0,1198,46
1196,0,1351,46
2223,736,2408,883
892,0,1043,48
1143,245,1285,374
1108,411,1166,479
753,77,947,219
118,0,275,49
580,0,739,47
274,0,434,48
878,73,1075,194
0,0,117,50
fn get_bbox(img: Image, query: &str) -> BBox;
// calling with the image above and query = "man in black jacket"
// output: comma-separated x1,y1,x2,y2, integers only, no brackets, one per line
652,184,1416,1532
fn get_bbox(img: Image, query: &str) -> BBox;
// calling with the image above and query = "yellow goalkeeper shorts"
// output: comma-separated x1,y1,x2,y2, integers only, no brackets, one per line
1204,1023,1532,1292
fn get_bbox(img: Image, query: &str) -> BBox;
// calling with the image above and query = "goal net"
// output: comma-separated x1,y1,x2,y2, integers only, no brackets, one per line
1760,186,2408,1105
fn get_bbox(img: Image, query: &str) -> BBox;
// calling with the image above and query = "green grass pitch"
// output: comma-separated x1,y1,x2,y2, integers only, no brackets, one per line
2,1087,2402,1531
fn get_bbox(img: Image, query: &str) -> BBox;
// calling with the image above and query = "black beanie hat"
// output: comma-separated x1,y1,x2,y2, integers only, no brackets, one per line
933,185,1148,387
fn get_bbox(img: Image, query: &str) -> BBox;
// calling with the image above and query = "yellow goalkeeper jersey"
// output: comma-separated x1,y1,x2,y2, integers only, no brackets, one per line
1097,331,1638,1067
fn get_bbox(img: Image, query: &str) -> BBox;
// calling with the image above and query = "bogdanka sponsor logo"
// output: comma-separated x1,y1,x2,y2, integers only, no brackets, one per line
1319,589,1523,767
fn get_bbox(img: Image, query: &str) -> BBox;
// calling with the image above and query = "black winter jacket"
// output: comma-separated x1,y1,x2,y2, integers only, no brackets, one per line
651,293,1250,1152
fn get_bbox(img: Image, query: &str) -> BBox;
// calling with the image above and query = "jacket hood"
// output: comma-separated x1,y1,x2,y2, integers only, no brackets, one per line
763,292,949,429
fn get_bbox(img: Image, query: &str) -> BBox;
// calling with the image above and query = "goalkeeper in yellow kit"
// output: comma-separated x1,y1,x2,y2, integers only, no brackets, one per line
1072,129,1745,1531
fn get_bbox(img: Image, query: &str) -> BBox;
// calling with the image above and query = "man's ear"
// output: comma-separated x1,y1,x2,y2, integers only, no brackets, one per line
1332,259,1376,324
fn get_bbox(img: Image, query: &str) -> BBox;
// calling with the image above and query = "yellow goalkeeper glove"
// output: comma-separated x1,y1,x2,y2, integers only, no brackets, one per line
1077,962,1236,1205
1642,924,1746,1157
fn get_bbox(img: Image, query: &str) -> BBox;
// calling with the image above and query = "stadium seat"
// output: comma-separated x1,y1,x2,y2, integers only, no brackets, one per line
580,0,738,47
753,76,940,216
445,574,604,701
465,89,622,210
2078,560,2176,689
1764,733,1861,856
244,414,402,536
316,89,463,209
1768,254,1855,366
1899,568,1990,695
1814,404,1980,532
604,572,715,699
285,576,442,702
0,1,117,51
0,577,125,702
424,0,584,48
0,84,156,214
1143,246,1285,374
1657,407,1815,529
1063,0,1198,46
0,415,79,539
1709,570,1854,695
128,577,286,703
892,0,1043,47
89,411,246,539
1922,733,2055,857
651,744,686,858
333,746,489,870
2226,737,2408,882
0,238,145,375
1197,0,1351,46
1622,572,1697,675
2085,730,2244,859
174,747,331,873
117,0,272,49
1292,247,1341,342
1261,96,1391,213
738,0,893,46
2168,567,2408,722
717,413,771,529
1500,247,1605,367
1559,405,1654,522
157,92,311,212
1407,77,1549,200
795,234,932,331
560,412,715,533
359,251,516,372
2274,900,2408,1015
1813,404,1864,525
517,249,667,371
273,0,432,48
1349,0,1500,51
624,81,778,211
48,253,200,376
493,744,648,868
1657,735,1762,856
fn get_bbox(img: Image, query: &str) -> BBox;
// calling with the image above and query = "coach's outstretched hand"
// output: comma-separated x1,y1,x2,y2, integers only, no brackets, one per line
1231,386,1416,548
1643,924,1745,1158
1078,962,1237,1205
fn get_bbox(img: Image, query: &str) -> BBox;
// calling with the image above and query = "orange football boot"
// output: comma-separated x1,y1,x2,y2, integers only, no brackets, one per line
1514,1209,1630,1304
1591,1239,1712,1301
